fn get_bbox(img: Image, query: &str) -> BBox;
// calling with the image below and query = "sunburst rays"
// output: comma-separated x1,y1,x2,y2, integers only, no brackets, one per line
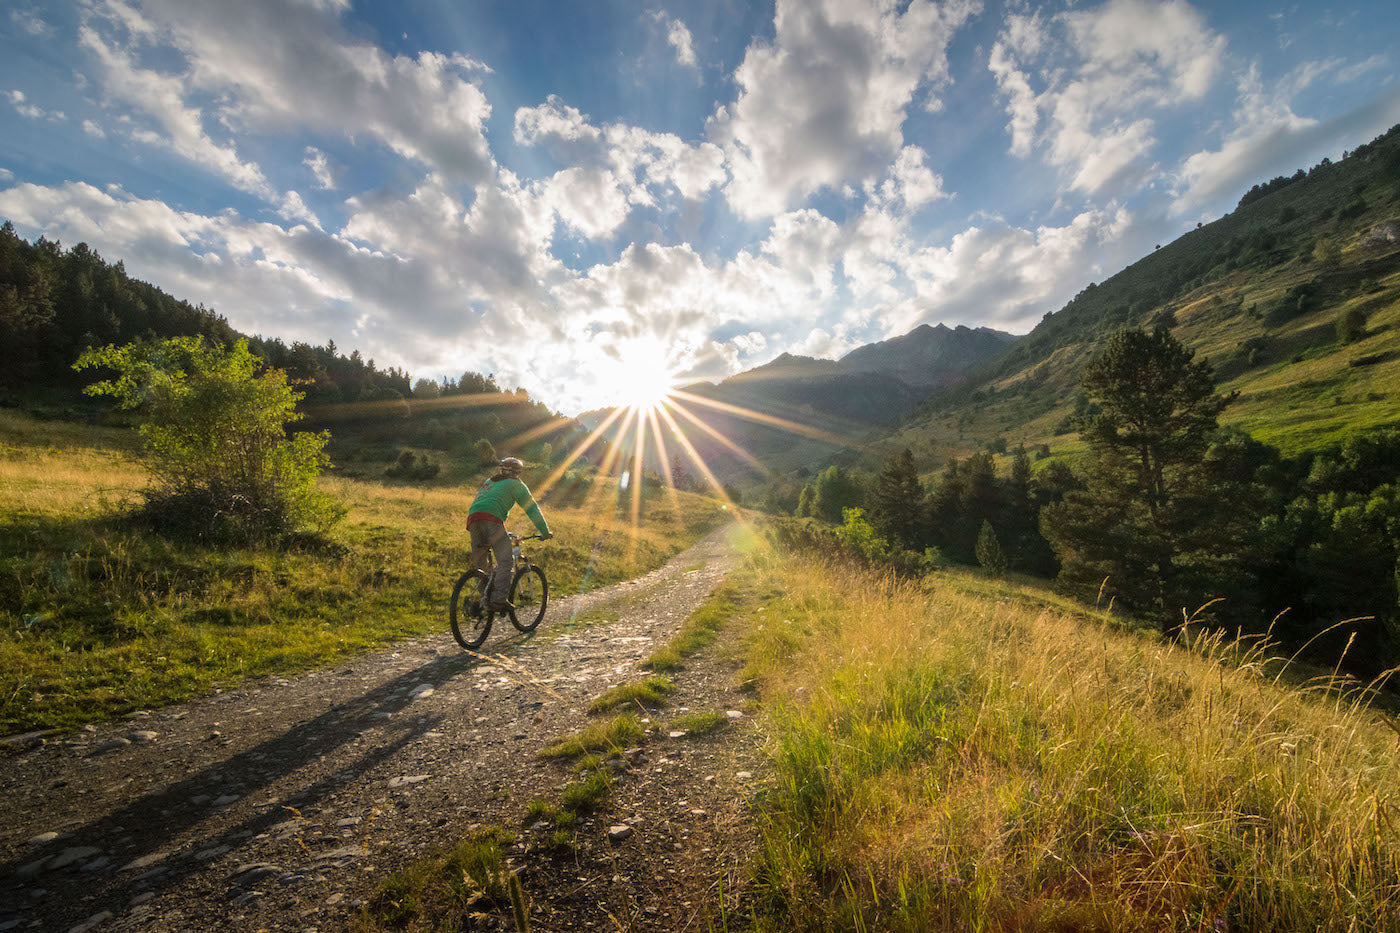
438,381,857,576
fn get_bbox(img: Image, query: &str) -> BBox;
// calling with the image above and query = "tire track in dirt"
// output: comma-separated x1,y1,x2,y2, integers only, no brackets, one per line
0,522,764,932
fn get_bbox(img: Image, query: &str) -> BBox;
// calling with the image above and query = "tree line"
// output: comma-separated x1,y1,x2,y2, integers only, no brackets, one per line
0,222,482,410
779,327,1400,677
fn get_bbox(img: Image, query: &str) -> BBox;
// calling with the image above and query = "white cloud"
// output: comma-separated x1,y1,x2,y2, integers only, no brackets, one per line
0,167,13,182
11,8,54,37
710,0,979,219
78,23,274,197
665,16,697,69
513,95,725,241
1172,73,1400,217
82,119,106,138
6,89,66,122
868,145,947,211
542,167,632,240
82,0,496,186
1336,54,1389,84
302,147,338,190
277,190,321,229
991,0,1226,195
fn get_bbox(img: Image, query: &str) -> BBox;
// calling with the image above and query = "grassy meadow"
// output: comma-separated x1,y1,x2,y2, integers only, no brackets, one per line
739,548,1400,931
0,411,729,733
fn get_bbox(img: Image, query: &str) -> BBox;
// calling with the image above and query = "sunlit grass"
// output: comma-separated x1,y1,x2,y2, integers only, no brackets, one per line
537,713,646,760
741,548,1400,932
588,674,674,714
352,826,527,933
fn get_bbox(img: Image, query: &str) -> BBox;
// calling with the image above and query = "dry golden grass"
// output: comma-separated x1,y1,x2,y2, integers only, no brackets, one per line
742,550,1400,931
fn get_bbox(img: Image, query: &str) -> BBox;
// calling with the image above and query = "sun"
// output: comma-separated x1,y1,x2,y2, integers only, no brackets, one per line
611,339,677,411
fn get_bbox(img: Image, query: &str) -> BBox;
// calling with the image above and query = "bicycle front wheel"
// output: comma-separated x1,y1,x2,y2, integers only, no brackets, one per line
509,565,548,632
450,570,492,650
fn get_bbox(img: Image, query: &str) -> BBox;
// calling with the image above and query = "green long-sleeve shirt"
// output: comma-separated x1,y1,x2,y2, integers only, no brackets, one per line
468,477,550,536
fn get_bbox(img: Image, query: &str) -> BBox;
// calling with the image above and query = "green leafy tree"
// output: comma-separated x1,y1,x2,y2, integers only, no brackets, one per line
871,448,924,550
975,520,1008,578
834,508,888,563
796,484,816,518
75,337,338,542
812,466,864,524
473,438,499,467
1041,327,1241,633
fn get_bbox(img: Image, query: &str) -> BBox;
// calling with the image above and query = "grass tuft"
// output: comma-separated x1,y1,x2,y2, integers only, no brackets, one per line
537,714,645,760
588,675,675,714
354,826,519,932
666,710,729,736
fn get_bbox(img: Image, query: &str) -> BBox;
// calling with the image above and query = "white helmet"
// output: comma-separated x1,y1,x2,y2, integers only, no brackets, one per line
499,457,524,476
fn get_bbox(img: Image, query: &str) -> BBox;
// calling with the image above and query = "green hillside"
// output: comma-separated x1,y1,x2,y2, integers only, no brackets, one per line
888,123,1400,462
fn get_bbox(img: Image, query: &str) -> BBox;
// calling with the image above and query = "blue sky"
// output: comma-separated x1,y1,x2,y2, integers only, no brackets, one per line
1,0,1397,413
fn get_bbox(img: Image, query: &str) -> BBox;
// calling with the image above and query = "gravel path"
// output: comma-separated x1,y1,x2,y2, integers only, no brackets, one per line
0,523,765,932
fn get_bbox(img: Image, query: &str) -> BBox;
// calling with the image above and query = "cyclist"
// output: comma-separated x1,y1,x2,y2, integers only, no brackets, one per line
467,457,552,611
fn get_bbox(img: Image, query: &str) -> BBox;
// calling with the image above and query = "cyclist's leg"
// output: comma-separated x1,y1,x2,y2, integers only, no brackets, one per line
469,521,494,576
487,525,514,607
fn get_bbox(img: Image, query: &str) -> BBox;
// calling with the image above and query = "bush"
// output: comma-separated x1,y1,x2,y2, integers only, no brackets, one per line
385,449,441,481
74,337,342,543
1337,307,1368,345
767,512,932,578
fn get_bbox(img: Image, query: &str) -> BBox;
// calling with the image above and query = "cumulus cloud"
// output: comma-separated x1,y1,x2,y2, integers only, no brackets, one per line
82,119,106,138
78,22,274,197
513,95,725,240
709,0,979,219
990,0,1226,195
82,0,496,186
867,145,947,211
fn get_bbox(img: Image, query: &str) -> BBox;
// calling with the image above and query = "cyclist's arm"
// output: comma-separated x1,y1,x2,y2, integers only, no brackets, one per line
515,482,551,537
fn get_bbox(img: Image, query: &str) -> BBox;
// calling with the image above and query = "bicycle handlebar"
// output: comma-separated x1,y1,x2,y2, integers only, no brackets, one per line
509,533,548,541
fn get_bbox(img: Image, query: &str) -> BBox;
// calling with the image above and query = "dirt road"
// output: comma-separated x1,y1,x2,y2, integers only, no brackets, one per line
0,523,764,932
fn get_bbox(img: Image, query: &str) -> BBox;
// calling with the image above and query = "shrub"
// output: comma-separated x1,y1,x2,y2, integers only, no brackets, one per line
1337,307,1368,345
384,449,441,481
74,337,341,543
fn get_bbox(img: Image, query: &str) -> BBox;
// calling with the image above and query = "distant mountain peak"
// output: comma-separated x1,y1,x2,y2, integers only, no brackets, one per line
835,321,1018,388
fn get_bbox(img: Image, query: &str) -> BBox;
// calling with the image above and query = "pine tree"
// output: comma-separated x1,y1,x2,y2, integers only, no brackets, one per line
871,448,924,550
1040,327,1241,633
975,520,1007,577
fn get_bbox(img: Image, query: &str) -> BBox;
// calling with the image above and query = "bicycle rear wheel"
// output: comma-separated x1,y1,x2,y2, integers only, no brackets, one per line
450,570,492,650
509,565,548,632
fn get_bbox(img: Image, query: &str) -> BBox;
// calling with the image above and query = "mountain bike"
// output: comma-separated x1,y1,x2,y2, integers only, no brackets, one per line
449,533,549,650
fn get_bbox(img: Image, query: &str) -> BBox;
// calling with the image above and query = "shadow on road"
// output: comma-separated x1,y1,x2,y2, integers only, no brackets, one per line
1,647,497,921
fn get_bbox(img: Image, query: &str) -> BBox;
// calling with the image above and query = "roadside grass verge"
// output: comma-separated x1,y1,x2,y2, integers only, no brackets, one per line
352,827,528,932
0,413,729,733
741,549,1400,932
643,574,753,673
